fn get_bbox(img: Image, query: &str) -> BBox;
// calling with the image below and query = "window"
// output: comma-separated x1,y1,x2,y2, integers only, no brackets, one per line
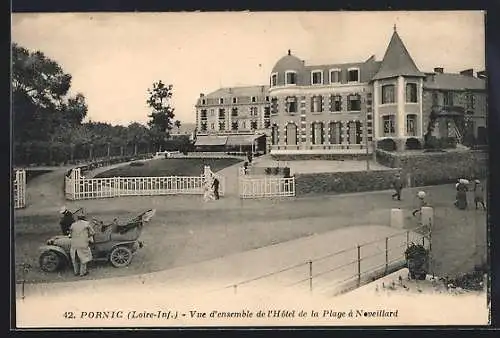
250,107,258,116
201,99,206,105
406,114,417,136
210,109,215,116
444,91,454,106
251,121,258,130
311,70,323,85
311,95,323,113
330,95,342,112
210,122,215,130
264,120,271,128
330,69,341,84
312,122,324,145
286,123,297,145
200,109,207,119
264,106,270,118
285,71,297,85
232,97,237,104
265,96,270,102
271,97,278,114
348,121,362,144
466,92,476,109
219,121,225,130
219,98,224,104
406,83,418,103
241,121,246,129
348,68,359,82
328,122,341,144
200,122,207,132
382,115,396,136
285,96,298,113
271,73,278,87
231,122,238,131
347,94,361,111
231,107,238,117
218,108,225,119
432,92,439,106
382,84,395,104
251,96,256,103
271,125,278,145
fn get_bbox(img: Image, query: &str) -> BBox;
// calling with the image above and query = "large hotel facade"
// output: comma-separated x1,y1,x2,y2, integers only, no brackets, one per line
194,28,487,155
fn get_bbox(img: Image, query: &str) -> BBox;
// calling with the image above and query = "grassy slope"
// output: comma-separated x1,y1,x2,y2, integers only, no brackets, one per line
94,158,242,178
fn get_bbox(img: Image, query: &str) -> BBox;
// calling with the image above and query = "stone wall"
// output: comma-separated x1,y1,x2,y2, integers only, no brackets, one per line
271,153,371,161
375,149,488,186
295,169,400,196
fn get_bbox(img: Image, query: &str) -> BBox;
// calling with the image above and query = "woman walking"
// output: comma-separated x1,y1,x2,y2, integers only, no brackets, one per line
454,179,469,210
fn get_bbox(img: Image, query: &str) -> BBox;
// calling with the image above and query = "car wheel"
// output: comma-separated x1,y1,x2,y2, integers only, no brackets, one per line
39,251,62,272
109,246,133,268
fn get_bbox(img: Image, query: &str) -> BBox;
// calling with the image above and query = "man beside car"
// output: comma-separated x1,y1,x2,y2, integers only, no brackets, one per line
69,211,95,277
59,206,75,236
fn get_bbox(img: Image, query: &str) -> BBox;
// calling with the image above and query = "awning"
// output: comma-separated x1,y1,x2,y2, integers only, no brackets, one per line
194,135,228,146
225,134,264,146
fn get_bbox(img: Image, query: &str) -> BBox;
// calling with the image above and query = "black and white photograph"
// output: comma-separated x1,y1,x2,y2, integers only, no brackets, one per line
12,11,489,327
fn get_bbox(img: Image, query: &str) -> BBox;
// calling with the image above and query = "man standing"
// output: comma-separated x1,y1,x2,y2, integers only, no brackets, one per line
69,211,95,277
473,179,486,210
212,177,220,200
59,206,75,236
391,173,403,201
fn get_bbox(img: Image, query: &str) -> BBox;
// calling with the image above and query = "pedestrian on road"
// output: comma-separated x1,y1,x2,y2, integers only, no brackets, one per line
69,211,95,277
454,179,469,210
212,177,220,200
473,179,486,210
59,206,75,236
391,173,403,201
412,191,427,217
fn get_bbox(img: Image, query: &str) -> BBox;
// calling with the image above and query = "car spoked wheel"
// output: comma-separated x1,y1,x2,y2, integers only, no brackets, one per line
39,251,62,272
109,246,133,268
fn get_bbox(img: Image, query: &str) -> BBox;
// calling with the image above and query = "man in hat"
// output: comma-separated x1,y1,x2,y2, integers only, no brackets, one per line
59,206,75,236
69,210,95,276
212,176,220,200
391,172,403,201
473,179,486,210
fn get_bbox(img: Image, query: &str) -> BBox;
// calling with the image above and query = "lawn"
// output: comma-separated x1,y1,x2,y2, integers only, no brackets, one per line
94,158,242,178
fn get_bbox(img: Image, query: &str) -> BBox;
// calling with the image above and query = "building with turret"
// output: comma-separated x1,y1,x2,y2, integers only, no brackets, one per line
194,26,487,155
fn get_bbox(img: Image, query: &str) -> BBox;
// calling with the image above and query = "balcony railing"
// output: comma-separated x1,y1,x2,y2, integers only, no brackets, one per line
270,143,372,152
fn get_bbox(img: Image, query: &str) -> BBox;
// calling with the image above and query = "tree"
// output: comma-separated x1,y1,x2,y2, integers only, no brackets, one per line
127,122,149,155
146,80,176,151
174,120,181,133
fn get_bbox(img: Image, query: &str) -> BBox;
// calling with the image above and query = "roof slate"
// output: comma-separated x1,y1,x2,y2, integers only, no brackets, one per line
423,73,486,91
372,30,425,81
205,85,269,98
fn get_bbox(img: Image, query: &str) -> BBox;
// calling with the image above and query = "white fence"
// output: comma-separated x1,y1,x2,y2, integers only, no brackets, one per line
14,169,26,209
239,175,295,199
65,167,225,201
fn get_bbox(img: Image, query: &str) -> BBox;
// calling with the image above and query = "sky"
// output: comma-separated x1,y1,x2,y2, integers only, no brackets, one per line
11,11,485,126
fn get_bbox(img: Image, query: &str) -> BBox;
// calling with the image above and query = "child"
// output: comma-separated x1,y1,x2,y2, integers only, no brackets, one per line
473,179,486,210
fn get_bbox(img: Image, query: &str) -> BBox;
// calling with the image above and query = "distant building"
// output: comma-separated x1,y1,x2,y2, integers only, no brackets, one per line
194,26,486,155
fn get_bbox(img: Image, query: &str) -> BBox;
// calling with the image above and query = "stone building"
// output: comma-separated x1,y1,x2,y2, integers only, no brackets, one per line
194,26,486,155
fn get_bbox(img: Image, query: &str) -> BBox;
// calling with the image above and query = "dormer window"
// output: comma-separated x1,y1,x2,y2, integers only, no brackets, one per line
251,96,256,103
330,69,341,84
265,96,269,102
285,71,297,85
271,73,278,87
219,98,224,104
201,99,206,105
232,97,237,104
311,70,323,85
348,68,360,83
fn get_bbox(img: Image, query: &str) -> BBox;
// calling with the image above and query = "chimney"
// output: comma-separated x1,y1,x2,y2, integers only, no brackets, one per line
460,69,474,77
199,93,204,97
434,67,444,74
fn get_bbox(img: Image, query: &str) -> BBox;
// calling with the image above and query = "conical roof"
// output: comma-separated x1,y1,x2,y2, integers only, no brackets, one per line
372,28,425,81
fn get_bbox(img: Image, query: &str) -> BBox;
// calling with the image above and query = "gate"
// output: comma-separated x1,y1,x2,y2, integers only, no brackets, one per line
14,169,26,209
239,176,295,199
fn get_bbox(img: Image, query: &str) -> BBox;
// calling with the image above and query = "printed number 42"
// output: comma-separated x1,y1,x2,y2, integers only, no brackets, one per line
64,311,75,319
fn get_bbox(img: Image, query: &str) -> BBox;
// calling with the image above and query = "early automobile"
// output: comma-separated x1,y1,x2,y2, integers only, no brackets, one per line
39,209,156,272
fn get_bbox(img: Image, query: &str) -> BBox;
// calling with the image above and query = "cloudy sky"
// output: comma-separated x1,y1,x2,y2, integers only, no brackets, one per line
12,11,485,126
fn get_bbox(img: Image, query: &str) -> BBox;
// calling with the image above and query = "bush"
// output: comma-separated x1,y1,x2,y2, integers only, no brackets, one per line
441,137,457,149
272,167,280,175
377,138,396,152
129,161,144,167
405,137,422,150
424,135,440,150
264,167,272,175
